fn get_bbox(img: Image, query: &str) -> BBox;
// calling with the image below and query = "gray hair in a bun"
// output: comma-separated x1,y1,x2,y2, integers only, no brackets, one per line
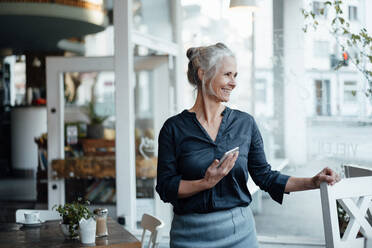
186,43,235,89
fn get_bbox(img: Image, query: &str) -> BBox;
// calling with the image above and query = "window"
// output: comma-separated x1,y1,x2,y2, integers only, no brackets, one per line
313,1,328,17
255,78,267,103
313,41,330,58
344,81,357,102
348,6,358,21
315,79,331,116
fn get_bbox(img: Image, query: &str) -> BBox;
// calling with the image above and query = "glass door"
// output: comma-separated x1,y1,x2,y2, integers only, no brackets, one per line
46,57,115,211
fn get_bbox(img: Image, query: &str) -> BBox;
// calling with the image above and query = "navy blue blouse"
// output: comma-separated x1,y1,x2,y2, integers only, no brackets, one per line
156,107,290,215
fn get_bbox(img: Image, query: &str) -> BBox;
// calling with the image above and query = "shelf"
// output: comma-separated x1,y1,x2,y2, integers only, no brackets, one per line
52,156,115,178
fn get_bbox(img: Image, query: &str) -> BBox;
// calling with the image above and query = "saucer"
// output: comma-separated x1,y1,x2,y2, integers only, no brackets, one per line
17,220,45,227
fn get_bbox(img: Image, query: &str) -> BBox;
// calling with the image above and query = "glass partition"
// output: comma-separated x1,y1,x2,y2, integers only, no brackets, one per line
133,45,176,229
59,71,117,214
181,0,372,242
133,0,174,42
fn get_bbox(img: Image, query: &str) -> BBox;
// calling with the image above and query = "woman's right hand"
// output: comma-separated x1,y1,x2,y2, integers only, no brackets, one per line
202,151,239,189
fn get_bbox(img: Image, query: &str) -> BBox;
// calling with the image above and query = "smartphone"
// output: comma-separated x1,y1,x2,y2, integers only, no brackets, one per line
217,147,239,167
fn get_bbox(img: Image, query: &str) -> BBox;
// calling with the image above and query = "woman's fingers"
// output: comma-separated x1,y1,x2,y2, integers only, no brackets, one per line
319,174,333,184
211,159,220,168
319,167,341,185
220,152,239,174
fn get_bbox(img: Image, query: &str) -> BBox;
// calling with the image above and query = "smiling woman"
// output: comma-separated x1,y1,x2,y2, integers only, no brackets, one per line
155,42,340,248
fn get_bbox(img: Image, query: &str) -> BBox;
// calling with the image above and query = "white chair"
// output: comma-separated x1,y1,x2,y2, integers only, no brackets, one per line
344,164,372,178
140,213,164,248
343,164,372,228
15,209,61,223
320,176,372,248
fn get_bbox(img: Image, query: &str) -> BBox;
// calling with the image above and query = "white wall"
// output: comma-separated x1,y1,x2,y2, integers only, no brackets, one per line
11,107,47,171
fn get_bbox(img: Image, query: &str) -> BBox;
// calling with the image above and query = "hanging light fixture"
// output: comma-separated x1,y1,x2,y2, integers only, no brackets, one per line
229,0,258,11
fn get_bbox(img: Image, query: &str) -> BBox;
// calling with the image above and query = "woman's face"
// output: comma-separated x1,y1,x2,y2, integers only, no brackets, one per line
206,56,237,102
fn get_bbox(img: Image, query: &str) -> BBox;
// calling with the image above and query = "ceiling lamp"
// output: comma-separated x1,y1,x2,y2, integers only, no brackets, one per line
229,0,258,11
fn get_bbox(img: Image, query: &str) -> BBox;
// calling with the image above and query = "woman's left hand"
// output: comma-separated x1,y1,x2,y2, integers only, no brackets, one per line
311,167,341,188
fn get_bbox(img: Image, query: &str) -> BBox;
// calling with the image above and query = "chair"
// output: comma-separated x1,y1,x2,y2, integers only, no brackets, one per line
343,164,372,178
344,164,372,229
140,213,164,248
320,176,372,248
15,209,61,223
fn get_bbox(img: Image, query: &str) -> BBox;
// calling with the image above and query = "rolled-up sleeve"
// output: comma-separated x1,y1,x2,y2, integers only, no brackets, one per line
155,123,182,206
248,118,290,204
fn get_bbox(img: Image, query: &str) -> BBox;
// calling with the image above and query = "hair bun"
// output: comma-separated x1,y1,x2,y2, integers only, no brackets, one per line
215,43,228,49
186,47,199,60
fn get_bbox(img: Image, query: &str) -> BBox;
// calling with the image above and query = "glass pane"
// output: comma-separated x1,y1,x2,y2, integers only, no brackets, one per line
135,69,156,227
133,0,174,42
181,0,372,243
59,71,117,217
134,45,176,229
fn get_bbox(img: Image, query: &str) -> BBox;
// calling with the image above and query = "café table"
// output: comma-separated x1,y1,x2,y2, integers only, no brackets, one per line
0,217,141,248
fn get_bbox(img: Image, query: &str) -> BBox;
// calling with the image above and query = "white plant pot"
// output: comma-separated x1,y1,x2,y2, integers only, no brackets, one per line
60,223,78,239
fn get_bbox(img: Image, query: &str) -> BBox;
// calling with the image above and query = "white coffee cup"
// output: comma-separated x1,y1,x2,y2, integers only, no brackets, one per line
24,211,40,224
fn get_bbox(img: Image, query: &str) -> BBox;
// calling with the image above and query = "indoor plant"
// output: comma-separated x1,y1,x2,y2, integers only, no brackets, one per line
84,100,109,139
53,198,93,238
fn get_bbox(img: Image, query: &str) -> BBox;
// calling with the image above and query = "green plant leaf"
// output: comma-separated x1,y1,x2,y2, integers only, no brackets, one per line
335,5,341,14
53,198,93,237
301,8,306,16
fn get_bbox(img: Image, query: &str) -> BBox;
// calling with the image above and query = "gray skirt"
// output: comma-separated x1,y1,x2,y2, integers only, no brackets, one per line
170,206,259,248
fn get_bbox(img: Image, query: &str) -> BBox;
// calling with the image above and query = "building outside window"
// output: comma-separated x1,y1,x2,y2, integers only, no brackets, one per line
313,40,330,58
312,1,328,17
343,81,357,103
348,5,358,21
315,79,331,116
255,78,267,103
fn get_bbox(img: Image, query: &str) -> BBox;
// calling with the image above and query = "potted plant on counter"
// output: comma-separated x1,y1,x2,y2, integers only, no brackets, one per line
53,198,93,238
84,101,109,139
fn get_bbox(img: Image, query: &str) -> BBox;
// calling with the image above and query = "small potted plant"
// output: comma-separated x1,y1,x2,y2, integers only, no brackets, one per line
84,100,109,139
53,198,93,238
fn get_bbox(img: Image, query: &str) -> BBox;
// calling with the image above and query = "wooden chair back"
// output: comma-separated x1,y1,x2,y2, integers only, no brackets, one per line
320,176,372,248
140,213,164,248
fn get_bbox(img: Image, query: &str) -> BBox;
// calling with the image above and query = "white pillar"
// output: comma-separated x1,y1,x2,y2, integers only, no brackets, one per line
171,0,184,113
113,0,136,229
283,0,307,165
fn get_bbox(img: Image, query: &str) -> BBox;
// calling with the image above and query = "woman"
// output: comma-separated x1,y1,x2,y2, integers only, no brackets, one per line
156,43,339,248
